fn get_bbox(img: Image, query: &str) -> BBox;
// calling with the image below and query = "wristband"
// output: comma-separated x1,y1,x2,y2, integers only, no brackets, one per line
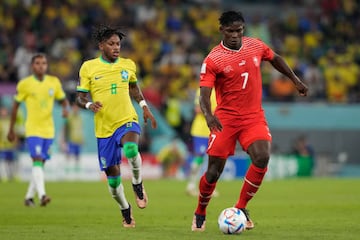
139,100,148,108
85,102,93,109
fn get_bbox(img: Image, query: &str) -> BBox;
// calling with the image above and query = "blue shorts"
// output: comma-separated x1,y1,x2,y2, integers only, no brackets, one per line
97,122,141,171
27,137,53,160
0,150,16,161
67,142,81,157
193,136,209,156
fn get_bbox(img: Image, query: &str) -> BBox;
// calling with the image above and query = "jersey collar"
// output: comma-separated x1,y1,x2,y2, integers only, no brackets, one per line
220,41,243,52
100,55,119,64
32,74,46,82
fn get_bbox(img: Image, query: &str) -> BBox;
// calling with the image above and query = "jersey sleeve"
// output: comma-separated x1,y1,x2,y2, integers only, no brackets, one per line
199,57,217,88
54,77,66,100
261,41,275,61
14,80,27,102
77,62,90,93
127,59,137,83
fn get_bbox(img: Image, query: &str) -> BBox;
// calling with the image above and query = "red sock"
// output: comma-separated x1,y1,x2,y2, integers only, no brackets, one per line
195,174,216,216
235,164,267,209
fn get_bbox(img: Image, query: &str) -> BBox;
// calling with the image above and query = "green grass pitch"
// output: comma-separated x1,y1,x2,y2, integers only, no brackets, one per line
1,178,359,240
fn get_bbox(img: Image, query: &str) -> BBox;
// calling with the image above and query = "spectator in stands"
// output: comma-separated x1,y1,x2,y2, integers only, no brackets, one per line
269,74,297,102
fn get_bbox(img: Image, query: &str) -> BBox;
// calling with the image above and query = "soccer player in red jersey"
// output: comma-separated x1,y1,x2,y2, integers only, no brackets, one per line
191,11,308,232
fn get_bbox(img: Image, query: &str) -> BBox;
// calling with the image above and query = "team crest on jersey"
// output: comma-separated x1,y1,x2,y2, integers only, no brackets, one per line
253,56,260,67
48,88,54,96
224,65,234,73
121,70,129,82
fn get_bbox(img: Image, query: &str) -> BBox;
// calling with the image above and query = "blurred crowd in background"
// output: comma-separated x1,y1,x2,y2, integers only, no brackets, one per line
0,0,359,104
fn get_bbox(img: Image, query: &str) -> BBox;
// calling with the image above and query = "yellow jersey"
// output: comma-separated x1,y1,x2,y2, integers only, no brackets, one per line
14,75,66,138
66,113,83,144
190,88,217,137
0,117,16,150
77,56,139,138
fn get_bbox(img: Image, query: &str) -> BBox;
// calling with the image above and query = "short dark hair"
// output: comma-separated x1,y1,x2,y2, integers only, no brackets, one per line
92,24,125,44
31,53,46,63
219,11,245,26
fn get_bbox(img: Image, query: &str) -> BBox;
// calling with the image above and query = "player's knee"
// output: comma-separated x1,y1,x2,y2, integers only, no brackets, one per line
206,166,222,183
107,176,121,188
252,152,270,168
123,142,138,158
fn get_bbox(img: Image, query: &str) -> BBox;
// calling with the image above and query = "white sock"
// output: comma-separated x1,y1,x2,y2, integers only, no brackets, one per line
32,166,46,199
25,177,36,199
128,153,142,184
187,162,201,189
108,183,130,210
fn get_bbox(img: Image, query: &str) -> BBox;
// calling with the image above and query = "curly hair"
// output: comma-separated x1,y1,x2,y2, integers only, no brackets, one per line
219,11,245,26
91,24,126,44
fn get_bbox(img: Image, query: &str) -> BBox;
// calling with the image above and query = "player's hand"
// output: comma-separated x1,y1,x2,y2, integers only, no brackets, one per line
89,101,103,113
294,78,308,96
206,114,223,132
7,129,16,142
143,106,157,129
62,107,69,118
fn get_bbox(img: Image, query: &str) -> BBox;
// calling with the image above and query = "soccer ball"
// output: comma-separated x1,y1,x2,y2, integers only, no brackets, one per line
218,207,247,234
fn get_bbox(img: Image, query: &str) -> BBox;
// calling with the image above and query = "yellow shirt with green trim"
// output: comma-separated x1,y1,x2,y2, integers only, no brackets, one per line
190,88,217,137
66,113,83,144
14,75,66,138
77,56,139,138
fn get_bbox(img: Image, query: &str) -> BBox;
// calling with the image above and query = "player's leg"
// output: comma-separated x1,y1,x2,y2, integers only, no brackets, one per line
6,150,19,181
98,135,134,227
26,137,51,206
64,142,71,173
235,140,270,229
186,136,207,196
186,155,203,196
39,138,54,206
192,155,226,231
24,138,40,205
105,166,134,228
121,122,147,209
73,143,81,173
235,121,272,229
24,178,36,207
192,124,237,232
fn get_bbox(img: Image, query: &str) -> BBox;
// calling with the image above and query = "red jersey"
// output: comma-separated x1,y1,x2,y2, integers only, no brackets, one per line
199,37,274,117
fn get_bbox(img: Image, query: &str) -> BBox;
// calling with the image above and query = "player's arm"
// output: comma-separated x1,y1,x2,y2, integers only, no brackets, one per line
269,54,308,96
59,98,70,118
76,92,102,113
200,86,222,132
7,100,20,142
129,82,157,129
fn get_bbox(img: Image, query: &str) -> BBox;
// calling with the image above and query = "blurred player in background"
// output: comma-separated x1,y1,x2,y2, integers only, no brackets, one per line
7,53,70,207
191,11,308,232
76,25,157,228
186,88,219,197
62,102,84,174
0,106,18,182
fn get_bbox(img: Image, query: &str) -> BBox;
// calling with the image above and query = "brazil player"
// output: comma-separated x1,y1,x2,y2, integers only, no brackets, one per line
186,88,219,197
191,11,308,231
76,25,157,228
0,106,18,182
7,53,70,207
63,103,84,173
